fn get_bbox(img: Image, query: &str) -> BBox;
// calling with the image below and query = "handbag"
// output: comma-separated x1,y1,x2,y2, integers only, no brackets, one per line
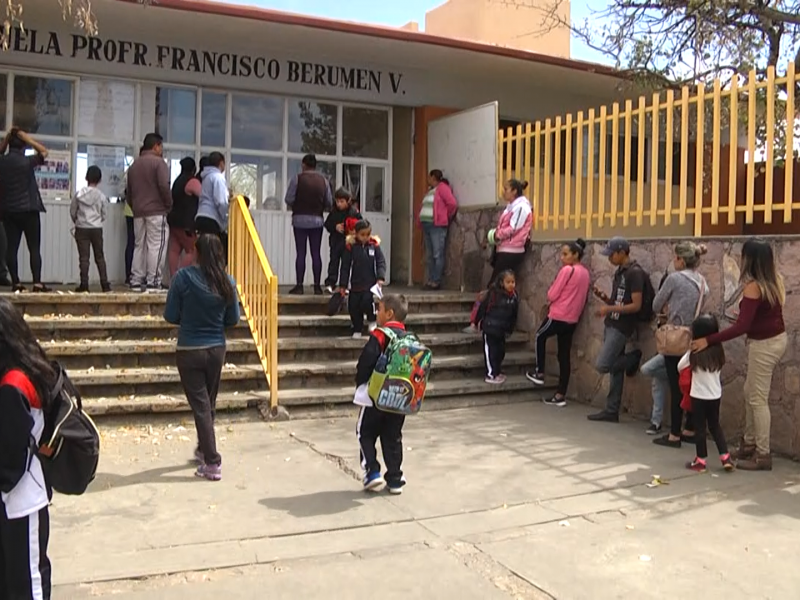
655,275,706,356
539,266,575,323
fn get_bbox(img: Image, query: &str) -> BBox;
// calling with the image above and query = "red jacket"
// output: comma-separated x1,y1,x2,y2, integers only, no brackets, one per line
679,367,692,412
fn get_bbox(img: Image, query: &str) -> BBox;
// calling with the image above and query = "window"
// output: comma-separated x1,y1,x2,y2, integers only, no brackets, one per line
288,100,337,156
365,166,385,212
342,107,389,159
231,94,283,151
230,154,283,210
163,149,194,187
76,142,134,200
141,86,196,145
13,75,73,136
0,74,7,131
78,79,135,141
201,91,227,148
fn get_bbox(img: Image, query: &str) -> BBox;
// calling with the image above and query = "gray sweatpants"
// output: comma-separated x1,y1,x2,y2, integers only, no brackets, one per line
131,215,169,288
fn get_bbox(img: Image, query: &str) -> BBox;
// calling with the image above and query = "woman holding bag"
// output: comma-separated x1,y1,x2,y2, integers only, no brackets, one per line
651,241,709,449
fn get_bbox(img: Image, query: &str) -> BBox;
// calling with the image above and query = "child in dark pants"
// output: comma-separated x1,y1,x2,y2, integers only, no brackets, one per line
679,314,735,473
476,270,519,384
70,165,110,293
324,187,361,293
353,294,410,494
339,220,386,339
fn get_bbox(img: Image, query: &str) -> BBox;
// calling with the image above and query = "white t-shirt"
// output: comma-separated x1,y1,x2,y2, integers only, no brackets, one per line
678,351,722,400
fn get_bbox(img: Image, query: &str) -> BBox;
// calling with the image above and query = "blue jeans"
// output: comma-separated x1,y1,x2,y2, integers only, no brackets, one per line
595,326,637,415
640,354,669,426
422,222,447,285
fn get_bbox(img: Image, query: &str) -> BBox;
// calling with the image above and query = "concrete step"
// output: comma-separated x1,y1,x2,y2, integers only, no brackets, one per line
82,375,550,416
25,312,475,340
69,352,533,398
42,332,530,369
8,290,477,317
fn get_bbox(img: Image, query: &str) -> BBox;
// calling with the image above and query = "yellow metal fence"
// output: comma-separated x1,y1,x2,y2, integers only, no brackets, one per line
228,196,279,411
499,63,800,239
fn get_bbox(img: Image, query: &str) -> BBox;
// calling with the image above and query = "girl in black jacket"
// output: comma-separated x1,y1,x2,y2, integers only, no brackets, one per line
476,270,519,384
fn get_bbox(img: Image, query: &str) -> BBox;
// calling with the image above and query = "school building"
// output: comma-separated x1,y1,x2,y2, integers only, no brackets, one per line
2,0,627,285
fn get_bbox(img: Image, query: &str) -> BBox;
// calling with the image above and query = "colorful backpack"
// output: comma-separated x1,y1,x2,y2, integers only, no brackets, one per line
367,328,432,415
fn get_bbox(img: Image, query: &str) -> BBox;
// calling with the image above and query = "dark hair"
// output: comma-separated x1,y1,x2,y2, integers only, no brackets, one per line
302,154,317,169
381,294,409,322
85,165,102,185
142,133,163,151
179,156,196,175
197,156,209,181
242,195,251,208
354,219,371,233
8,129,25,151
429,169,450,186
506,179,529,198
0,298,57,410
334,187,352,201
138,145,145,156
690,313,726,372
564,238,586,259
195,234,235,305
208,152,225,169
741,238,784,307
493,269,515,289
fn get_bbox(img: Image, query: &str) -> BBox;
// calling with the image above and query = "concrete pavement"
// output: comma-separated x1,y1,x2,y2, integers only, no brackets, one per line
52,401,800,599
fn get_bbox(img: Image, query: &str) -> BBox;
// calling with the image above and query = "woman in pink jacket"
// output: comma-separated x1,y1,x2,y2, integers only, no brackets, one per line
418,169,458,289
486,179,532,283
526,238,591,406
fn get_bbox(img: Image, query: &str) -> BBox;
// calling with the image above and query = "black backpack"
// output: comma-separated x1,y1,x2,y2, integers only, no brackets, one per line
630,263,656,322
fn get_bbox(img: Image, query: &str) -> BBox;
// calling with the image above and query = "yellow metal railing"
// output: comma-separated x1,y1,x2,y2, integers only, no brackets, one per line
228,195,279,411
498,62,800,239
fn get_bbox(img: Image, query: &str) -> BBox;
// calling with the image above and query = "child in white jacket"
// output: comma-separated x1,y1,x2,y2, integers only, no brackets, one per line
70,165,110,292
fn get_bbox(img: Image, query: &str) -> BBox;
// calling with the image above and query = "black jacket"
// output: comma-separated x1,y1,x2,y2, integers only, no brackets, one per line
0,383,34,493
355,322,406,386
168,173,199,230
477,288,519,337
0,150,46,214
339,236,386,291
324,205,362,239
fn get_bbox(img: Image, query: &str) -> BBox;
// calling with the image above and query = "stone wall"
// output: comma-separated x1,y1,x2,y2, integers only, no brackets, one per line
444,209,800,458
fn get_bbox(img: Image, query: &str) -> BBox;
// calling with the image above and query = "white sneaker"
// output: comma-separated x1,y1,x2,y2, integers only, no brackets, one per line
352,332,363,339
368,322,377,332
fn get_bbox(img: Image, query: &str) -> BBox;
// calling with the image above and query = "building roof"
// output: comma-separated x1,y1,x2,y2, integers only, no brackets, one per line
121,0,623,79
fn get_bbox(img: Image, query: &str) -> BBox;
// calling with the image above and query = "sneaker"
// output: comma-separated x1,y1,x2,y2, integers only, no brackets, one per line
12,284,26,293
129,284,145,293
645,423,662,435
288,285,304,295
462,324,479,335
146,286,167,294
587,411,619,423
314,285,324,296
101,284,113,293
686,458,707,473
731,443,757,461
325,285,335,294
525,371,545,386
653,434,682,448
363,471,386,492
352,332,363,339
387,479,406,495
195,463,222,481
74,285,89,293
367,322,377,332
736,452,772,471
721,454,735,472
542,395,567,407
485,374,507,385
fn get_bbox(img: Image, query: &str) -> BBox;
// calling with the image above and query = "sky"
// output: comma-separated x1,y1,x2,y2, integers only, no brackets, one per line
226,0,611,65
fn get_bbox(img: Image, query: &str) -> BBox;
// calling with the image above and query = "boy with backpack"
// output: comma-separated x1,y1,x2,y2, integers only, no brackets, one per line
587,236,652,423
353,294,430,495
70,165,110,293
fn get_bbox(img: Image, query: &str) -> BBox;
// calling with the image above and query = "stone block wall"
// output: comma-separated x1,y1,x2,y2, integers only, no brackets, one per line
443,209,800,458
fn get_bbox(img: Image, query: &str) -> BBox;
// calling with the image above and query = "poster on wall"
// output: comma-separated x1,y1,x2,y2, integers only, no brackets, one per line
35,150,72,202
87,145,126,198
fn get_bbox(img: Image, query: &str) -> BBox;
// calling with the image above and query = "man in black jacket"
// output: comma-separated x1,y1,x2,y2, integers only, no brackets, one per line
0,128,48,292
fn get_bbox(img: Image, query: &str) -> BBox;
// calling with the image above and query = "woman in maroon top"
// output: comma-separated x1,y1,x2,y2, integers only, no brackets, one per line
691,239,786,471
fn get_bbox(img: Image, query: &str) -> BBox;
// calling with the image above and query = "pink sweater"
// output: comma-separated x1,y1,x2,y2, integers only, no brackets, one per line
492,196,532,253
547,263,591,324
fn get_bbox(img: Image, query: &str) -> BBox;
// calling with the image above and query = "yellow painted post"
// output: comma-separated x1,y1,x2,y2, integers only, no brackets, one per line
575,111,585,231
764,66,775,224
533,121,542,229
622,100,633,226
268,274,279,409
543,119,552,230
610,103,620,227
650,93,661,226
564,113,573,230
664,90,675,225
679,86,690,225
785,62,796,223
524,122,533,194
515,124,523,179
636,97,646,226
710,78,722,225
746,70,757,224
586,109,596,238
694,83,705,237
598,106,608,229
505,126,514,192
727,77,739,224
553,116,562,229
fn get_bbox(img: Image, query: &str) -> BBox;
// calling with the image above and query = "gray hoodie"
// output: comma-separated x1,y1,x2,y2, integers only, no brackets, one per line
70,186,108,229
196,166,229,231
652,269,709,327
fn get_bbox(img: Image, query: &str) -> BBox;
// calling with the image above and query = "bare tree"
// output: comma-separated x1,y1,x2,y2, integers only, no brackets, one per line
3,0,101,49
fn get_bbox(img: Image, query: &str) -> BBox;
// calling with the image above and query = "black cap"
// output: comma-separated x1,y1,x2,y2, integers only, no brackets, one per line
599,236,630,256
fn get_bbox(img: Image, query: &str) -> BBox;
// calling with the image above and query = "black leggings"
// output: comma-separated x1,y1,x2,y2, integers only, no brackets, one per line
2,211,42,285
534,318,576,395
488,252,525,286
195,217,228,264
664,355,694,437
693,398,728,459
